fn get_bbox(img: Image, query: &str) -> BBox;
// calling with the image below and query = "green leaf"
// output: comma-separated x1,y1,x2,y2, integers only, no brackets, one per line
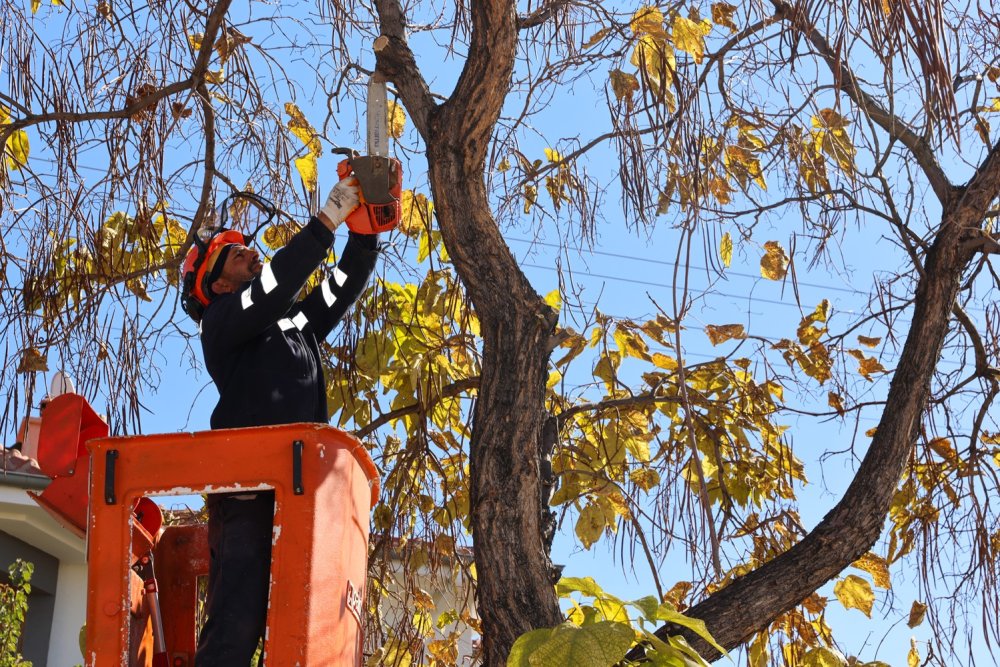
508,628,556,667
556,576,607,599
525,622,633,667
628,595,661,621
654,603,726,655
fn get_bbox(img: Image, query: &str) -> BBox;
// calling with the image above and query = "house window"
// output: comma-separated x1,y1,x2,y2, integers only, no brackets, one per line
0,530,59,667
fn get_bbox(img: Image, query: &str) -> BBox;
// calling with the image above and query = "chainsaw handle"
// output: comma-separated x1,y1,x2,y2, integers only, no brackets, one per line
336,156,403,235
336,158,354,182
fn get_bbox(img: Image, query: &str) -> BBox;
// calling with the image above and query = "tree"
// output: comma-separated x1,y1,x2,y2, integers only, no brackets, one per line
2,0,1000,666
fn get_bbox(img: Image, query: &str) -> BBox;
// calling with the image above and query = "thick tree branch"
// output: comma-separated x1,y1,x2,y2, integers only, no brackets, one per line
517,0,571,29
771,0,954,204
628,94,1000,667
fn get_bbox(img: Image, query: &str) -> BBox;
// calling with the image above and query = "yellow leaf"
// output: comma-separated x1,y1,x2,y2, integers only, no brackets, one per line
928,437,957,461
907,600,927,628
658,582,691,614
709,176,734,204
760,240,789,280
411,586,435,611
544,288,562,311
613,326,650,360
5,129,29,170
705,323,745,346
497,156,511,172
828,392,845,415
284,102,322,155
908,639,920,667
651,352,677,370
630,6,664,36
31,0,40,12
975,118,991,145
852,552,891,589
765,380,784,402
188,32,204,51
399,190,434,238
629,34,676,90
387,100,406,139
812,109,857,176
748,633,769,667
294,154,318,193
547,369,562,389
544,147,563,163
214,29,251,66
126,278,152,302
801,647,847,667
262,222,297,250
720,231,733,267
523,184,537,214
833,574,874,617
801,593,827,614
854,353,887,381
575,501,606,549
629,468,660,491
17,347,48,373
583,27,611,49
857,335,881,348
811,109,846,130
725,144,766,192
609,69,640,104
672,15,711,65
204,69,225,84
711,2,738,33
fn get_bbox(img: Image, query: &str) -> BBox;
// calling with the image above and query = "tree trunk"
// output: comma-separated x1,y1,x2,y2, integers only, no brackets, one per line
375,0,564,657
420,0,564,663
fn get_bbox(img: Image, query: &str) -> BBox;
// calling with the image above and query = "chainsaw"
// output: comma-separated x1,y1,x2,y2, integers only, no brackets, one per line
334,71,402,234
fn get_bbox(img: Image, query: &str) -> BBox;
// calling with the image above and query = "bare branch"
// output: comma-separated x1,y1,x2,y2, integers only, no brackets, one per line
353,377,480,440
771,0,955,204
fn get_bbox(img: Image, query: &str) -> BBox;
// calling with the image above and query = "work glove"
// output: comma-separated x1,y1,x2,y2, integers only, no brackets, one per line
319,177,360,228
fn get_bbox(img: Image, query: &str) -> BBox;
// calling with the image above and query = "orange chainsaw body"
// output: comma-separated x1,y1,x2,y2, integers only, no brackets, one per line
337,155,402,234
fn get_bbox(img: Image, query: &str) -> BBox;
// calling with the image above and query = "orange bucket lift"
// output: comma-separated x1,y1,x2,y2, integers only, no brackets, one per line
29,393,380,666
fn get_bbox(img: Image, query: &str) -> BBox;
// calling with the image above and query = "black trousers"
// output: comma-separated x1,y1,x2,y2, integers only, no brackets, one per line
195,492,274,667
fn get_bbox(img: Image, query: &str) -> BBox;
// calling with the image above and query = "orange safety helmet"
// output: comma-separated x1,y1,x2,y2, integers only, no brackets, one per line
180,192,276,322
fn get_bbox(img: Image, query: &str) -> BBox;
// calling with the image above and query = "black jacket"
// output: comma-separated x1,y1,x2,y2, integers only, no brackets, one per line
200,217,378,429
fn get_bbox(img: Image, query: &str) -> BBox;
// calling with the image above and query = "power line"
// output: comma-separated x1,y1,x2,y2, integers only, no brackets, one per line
508,237,868,297
520,262,866,314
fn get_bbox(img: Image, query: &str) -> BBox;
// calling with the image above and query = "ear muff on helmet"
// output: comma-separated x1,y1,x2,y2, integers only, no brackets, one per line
180,229,246,321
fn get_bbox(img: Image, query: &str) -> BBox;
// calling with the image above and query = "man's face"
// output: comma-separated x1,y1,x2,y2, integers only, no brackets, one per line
219,244,262,284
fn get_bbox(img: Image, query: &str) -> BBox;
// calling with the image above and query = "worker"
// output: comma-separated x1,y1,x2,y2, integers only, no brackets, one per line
180,169,399,666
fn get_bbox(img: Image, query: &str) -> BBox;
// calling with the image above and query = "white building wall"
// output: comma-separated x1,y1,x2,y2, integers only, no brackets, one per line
47,560,88,667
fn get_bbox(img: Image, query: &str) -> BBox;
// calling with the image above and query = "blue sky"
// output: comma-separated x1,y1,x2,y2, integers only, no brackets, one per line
6,1,996,664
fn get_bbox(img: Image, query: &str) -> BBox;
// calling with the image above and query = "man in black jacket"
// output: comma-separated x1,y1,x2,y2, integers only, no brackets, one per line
182,175,390,666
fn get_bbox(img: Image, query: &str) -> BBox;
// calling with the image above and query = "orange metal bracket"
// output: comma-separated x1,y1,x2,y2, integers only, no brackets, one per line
84,424,379,667
28,393,110,536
